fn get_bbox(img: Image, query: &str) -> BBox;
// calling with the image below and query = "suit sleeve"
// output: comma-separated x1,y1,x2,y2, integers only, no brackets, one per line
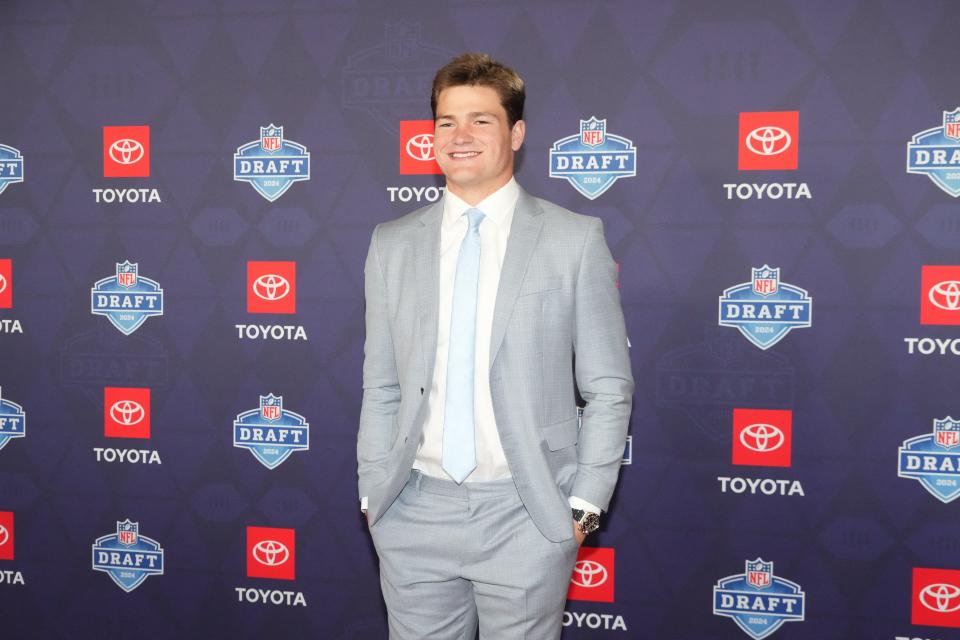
357,224,401,500
570,217,634,512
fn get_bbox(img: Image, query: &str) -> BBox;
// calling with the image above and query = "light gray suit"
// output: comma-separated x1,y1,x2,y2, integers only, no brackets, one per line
358,185,633,637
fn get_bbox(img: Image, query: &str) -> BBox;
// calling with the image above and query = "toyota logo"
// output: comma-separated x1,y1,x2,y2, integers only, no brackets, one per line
929,280,960,311
109,138,145,165
745,126,792,156
405,133,435,161
740,423,784,452
252,540,289,566
919,583,960,612
0,273,6,294
253,274,290,301
571,560,608,588
110,400,145,426
0,525,8,547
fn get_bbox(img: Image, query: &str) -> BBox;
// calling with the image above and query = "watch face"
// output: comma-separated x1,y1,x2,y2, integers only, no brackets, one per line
583,513,601,533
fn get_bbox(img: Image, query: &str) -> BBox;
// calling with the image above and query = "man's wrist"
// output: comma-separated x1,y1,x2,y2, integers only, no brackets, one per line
571,508,601,536
568,495,601,515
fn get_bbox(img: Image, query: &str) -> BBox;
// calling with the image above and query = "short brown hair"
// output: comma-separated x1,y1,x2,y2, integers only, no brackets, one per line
431,53,525,127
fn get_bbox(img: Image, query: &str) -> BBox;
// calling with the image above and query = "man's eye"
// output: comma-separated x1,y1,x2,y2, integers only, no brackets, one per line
475,120,490,125
438,122,453,128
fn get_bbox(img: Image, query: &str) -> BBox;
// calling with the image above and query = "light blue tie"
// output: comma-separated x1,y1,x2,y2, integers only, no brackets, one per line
442,207,485,484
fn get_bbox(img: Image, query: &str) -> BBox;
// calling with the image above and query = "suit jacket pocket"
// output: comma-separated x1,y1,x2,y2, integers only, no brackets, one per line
542,415,579,451
519,275,562,297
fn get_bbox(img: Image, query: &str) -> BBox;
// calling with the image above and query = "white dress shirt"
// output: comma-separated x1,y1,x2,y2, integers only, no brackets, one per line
363,178,598,515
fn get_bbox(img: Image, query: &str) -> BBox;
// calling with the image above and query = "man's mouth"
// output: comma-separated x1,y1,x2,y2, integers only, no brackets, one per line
449,151,481,159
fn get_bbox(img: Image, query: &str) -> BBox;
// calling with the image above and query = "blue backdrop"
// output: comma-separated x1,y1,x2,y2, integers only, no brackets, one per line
1,1,959,638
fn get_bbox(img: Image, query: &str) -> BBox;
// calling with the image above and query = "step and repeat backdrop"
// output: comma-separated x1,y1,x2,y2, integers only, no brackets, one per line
2,0,959,638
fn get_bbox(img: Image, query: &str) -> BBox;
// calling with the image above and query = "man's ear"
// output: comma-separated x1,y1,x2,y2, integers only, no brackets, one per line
511,120,526,151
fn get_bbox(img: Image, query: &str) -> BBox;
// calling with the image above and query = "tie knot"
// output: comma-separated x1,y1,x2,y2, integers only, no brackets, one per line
465,208,485,231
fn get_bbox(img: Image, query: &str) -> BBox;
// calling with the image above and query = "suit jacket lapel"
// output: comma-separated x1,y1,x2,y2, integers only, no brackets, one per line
489,188,544,366
415,201,443,382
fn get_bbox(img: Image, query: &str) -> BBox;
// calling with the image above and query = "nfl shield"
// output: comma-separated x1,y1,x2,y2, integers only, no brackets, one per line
752,266,779,296
747,559,773,589
944,108,960,141
117,261,137,288
934,417,960,449
260,394,282,421
260,125,282,152
580,117,606,147
386,21,420,59
117,520,138,546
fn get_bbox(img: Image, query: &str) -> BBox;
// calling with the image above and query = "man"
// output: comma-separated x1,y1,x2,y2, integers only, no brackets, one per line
358,53,633,639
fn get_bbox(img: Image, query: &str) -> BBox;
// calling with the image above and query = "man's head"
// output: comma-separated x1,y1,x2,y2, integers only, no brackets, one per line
431,53,526,203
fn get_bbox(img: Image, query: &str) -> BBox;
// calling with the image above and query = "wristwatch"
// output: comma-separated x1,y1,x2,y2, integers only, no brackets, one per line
571,508,601,536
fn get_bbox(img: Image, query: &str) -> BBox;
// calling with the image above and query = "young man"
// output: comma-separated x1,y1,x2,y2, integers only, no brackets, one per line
358,53,633,639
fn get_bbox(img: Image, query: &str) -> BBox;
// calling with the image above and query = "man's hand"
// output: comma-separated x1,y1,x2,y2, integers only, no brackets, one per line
573,519,587,546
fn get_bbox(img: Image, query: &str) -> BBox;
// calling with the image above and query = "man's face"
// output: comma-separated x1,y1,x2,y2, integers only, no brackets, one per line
433,84,524,200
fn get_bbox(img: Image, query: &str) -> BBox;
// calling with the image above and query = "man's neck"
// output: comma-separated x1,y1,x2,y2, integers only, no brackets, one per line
445,175,514,206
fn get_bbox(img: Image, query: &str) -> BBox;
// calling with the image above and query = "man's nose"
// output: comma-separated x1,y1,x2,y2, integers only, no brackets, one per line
453,127,474,144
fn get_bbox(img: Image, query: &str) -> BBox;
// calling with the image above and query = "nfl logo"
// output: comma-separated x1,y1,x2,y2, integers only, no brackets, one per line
385,21,420,60
944,109,960,141
934,417,960,449
116,261,138,288
117,520,139,546
260,394,283,421
580,117,606,148
746,559,772,589
752,266,780,296
260,125,283,153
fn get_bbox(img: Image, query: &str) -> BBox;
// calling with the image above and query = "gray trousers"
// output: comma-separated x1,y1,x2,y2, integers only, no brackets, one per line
369,470,580,639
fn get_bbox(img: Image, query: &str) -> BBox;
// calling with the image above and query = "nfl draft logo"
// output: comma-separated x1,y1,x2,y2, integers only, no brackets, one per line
91,520,164,592
719,266,812,350
908,109,960,197
0,143,24,195
899,417,960,503
549,117,636,200
233,394,309,469
713,558,805,639
341,22,456,134
91,261,164,335
234,125,310,202
0,387,26,452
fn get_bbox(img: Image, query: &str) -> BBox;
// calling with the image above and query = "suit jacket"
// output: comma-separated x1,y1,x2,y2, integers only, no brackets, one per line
357,185,634,542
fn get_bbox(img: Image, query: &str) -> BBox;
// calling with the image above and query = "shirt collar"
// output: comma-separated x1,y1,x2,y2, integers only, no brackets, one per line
442,177,519,228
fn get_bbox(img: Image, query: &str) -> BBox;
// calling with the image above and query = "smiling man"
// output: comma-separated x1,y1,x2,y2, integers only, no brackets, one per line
358,53,633,639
